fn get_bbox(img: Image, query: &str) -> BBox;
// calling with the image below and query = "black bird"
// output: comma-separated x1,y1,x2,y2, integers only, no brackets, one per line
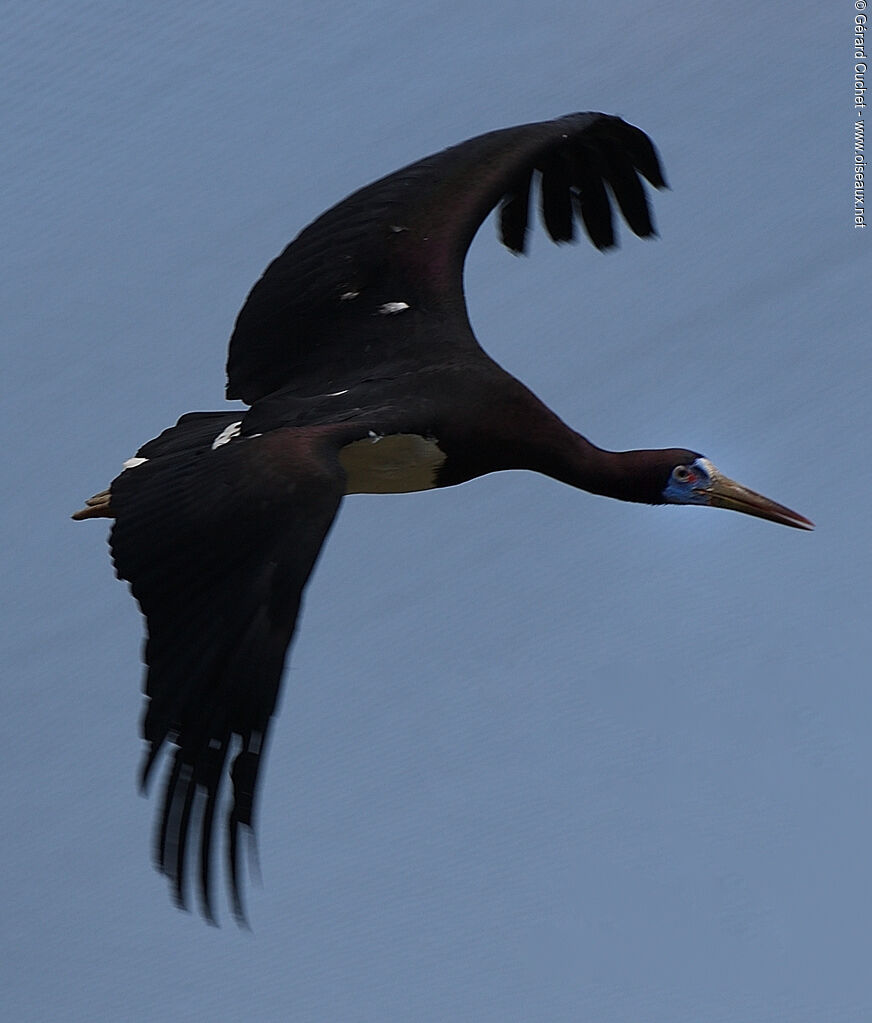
74,112,812,923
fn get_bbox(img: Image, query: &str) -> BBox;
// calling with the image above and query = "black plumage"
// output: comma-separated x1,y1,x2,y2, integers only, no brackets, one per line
74,112,811,923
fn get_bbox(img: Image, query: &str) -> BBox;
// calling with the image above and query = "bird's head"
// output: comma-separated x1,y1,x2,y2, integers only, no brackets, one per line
660,455,813,530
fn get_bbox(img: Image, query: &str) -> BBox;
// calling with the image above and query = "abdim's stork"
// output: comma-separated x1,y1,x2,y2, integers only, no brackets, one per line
74,113,812,923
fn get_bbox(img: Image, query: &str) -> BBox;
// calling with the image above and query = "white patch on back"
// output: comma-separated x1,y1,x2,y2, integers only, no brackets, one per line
339,433,445,494
122,456,149,470
211,421,242,450
378,301,410,315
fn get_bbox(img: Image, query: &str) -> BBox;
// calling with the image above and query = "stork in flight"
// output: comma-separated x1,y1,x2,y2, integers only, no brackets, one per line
74,112,813,923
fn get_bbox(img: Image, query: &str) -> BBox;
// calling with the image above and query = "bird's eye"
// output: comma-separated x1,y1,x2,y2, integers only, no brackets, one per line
672,465,693,483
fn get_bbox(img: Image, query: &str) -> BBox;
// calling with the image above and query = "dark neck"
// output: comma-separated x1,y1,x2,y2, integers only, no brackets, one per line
535,433,667,503
437,374,691,505
498,406,689,506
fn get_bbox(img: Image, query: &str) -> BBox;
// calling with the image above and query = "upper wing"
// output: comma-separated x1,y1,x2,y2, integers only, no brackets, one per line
226,113,666,404
108,416,345,922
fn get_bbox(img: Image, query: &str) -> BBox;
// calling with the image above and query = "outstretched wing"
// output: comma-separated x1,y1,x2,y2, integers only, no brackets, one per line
226,112,666,404
108,417,345,922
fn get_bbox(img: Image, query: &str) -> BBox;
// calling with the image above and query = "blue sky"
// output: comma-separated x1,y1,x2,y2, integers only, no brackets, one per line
3,4,867,1021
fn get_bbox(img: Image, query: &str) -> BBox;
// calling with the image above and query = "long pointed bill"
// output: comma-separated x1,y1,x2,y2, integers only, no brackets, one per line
704,475,814,530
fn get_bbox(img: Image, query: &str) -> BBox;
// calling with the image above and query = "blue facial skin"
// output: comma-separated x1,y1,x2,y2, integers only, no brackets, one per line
662,456,715,506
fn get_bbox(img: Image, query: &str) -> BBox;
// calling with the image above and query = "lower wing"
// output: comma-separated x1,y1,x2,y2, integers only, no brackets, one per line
104,415,345,922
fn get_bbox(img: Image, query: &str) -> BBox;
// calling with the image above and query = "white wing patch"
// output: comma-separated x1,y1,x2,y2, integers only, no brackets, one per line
378,301,410,315
122,456,149,470
211,421,243,450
